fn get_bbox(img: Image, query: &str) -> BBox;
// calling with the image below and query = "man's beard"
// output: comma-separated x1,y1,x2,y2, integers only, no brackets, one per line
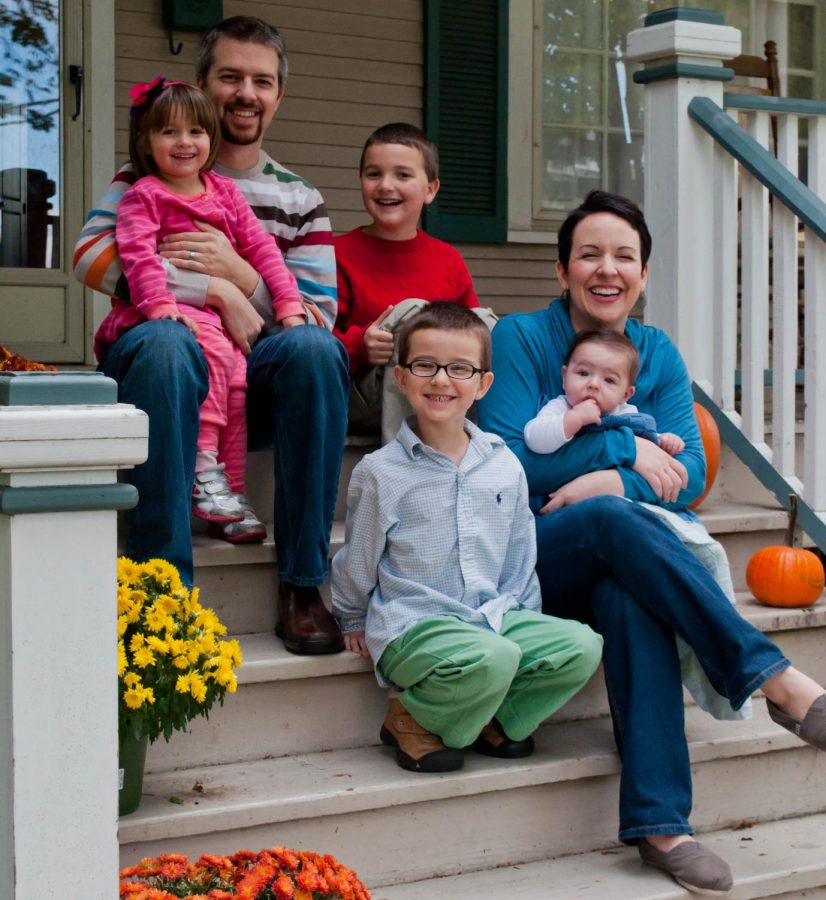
220,113,263,147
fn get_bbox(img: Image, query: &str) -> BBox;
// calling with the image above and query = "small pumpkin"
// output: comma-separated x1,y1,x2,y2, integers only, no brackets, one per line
688,402,721,510
746,494,825,608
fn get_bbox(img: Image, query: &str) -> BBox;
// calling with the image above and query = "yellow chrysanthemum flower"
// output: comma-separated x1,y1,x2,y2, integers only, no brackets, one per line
123,671,142,688
144,606,169,633
117,586,132,615
117,615,129,637
189,673,208,704
117,641,128,677
133,646,156,669
123,687,148,710
155,594,180,616
130,633,146,652
140,687,155,705
117,557,141,584
185,641,202,664
172,655,190,670
175,673,191,694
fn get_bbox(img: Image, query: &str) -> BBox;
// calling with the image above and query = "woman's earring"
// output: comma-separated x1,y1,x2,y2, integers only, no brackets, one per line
560,288,571,303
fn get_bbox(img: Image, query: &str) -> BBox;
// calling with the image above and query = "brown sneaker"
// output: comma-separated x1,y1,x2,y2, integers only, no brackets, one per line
473,718,535,759
379,699,464,773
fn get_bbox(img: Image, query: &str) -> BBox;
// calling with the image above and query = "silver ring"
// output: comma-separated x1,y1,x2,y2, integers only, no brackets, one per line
189,250,197,261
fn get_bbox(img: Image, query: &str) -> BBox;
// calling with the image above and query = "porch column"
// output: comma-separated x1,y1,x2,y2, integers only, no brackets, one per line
0,372,148,899
626,8,741,383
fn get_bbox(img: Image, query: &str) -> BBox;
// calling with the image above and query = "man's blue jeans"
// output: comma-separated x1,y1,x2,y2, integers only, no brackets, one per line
246,325,348,586
100,320,348,589
533,496,789,843
100,320,208,585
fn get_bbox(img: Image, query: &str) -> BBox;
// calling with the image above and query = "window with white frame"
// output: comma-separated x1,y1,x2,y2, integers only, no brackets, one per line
508,0,820,239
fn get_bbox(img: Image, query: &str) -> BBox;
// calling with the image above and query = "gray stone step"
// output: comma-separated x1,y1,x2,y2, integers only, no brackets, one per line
374,811,826,899
144,595,826,774
192,501,801,637
120,699,826,888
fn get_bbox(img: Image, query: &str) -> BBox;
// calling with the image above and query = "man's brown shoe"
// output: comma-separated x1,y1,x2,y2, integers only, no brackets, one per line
473,718,535,759
275,583,344,655
379,699,464,772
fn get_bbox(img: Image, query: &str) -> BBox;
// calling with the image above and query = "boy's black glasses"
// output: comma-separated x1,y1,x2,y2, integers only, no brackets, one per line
403,360,485,380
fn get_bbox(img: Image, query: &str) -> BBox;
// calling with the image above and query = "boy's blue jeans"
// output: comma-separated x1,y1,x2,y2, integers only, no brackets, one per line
533,496,789,843
100,320,348,588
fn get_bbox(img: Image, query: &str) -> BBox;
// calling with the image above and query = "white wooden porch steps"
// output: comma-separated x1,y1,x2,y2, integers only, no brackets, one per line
375,812,826,899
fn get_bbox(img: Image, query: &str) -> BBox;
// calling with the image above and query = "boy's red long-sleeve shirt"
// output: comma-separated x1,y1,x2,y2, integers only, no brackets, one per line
333,227,479,373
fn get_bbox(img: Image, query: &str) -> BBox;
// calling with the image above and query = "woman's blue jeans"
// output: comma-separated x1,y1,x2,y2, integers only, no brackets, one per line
534,496,789,842
100,320,348,588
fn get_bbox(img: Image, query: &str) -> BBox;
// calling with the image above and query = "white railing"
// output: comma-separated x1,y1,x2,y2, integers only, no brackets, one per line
626,11,826,548
689,95,826,545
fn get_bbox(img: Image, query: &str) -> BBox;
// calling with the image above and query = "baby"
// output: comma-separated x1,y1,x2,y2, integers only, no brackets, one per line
524,329,684,456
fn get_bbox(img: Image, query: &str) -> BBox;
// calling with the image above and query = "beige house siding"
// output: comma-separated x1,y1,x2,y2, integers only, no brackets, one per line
113,0,558,318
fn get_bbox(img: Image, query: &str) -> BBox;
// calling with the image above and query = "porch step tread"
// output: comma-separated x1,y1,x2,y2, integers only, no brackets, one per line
191,501,790,570
119,698,802,845
373,811,826,899
695,500,786,533
192,521,345,568
230,592,826,686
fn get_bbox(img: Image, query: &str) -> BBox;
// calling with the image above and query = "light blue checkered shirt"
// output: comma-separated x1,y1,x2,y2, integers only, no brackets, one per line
331,418,541,685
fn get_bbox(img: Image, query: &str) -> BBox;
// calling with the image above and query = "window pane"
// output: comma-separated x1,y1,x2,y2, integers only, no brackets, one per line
609,1,652,50
542,49,602,125
607,133,644,206
541,128,602,211
788,4,814,70
543,0,603,50
0,0,61,269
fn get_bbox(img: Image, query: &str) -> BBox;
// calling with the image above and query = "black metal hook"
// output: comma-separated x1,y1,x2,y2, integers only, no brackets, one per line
167,31,183,55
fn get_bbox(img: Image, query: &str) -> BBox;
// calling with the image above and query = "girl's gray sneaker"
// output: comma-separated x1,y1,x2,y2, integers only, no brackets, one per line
207,495,267,543
192,464,244,523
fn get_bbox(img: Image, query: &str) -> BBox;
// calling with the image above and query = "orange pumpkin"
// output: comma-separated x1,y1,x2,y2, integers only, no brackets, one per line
688,402,721,510
746,495,825,608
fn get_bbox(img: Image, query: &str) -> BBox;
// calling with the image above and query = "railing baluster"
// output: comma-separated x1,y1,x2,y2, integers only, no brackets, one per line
804,116,826,513
713,139,738,411
740,111,770,448
772,114,799,481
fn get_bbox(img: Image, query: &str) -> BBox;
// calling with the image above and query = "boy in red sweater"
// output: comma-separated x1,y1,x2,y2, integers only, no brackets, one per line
334,123,494,442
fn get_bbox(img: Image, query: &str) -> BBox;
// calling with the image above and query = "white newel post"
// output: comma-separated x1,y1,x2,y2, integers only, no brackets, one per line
626,9,741,385
0,373,148,899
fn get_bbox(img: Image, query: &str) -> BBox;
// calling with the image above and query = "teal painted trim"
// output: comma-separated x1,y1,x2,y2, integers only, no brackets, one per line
0,483,138,515
645,8,725,27
733,368,805,388
0,372,117,406
634,63,734,85
723,94,826,116
692,383,826,552
689,97,826,243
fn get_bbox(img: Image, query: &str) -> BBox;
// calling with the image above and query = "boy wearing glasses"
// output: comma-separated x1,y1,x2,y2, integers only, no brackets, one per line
331,303,602,773
333,123,496,443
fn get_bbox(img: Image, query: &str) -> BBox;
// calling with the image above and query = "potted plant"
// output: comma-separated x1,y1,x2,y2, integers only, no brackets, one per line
118,557,242,814
119,847,371,899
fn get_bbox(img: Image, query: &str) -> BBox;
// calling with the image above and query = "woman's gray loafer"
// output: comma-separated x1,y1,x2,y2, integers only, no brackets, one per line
639,839,733,896
767,694,826,751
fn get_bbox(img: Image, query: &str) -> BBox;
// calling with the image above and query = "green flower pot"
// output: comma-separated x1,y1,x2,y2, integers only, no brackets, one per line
119,733,149,816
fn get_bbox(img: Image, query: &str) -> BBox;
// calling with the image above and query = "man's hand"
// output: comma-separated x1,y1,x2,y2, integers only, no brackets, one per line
363,306,395,366
206,276,264,354
343,630,370,658
540,470,623,514
160,221,259,297
633,436,687,503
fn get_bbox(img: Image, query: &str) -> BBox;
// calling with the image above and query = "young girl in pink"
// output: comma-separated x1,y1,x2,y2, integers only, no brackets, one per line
95,77,305,542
